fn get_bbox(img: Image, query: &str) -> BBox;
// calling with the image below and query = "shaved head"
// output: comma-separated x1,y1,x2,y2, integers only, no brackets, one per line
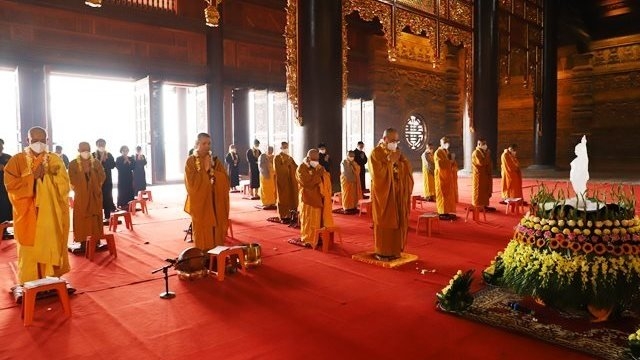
267,146,274,155
28,126,47,143
307,148,319,161
382,128,399,144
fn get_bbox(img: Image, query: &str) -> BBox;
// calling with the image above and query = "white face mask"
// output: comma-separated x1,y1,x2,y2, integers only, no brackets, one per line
309,160,319,168
281,149,289,155
319,149,326,154
98,146,106,152
480,144,487,150
29,142,46,154
230,149,236,153
80,151,91,160
357,146,364,151
386,142,398,151
348,157,355,161
254,145,260,150
442,143,450,150
510,150,517,156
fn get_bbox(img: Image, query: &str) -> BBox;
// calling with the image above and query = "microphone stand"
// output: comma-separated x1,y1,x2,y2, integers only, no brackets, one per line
152,261,176,299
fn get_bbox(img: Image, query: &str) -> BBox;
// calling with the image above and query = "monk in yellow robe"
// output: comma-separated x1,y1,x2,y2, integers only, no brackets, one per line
68,142,106,254
258,146,277,208
184,133,230,251
4,127,70,284
369,128,414,261
421,143,435,201
450,152,459,204
435,137,456,219
471,139,493,208
501,144,523,200
295,149,334,247
340,150,362,213
274,142,298,223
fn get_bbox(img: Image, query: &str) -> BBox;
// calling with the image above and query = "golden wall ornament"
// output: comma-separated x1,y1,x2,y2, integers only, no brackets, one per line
284,0,301,125
342,0,350,107
346,0,393,60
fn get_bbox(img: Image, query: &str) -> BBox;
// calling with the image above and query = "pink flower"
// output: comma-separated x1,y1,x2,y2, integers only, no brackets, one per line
577,235,586,243
543,231,552,238
568,232,576,240
633,234,640,242
591,235,599,242
603,235,611,242
535,230,542,237
612,234,620,241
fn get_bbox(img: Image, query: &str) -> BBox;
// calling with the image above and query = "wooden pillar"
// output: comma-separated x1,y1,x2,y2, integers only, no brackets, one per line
531,0,557,168
444,46,462,167
232,88,250,176
471,0,499,171
17,63,47,145
207,7,225,158
297,0,343,187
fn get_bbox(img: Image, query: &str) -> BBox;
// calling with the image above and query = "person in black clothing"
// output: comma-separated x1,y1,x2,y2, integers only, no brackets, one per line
133,145,147,194
94,138,116,221
0,139,12,239
246,139,261,199
318,143,330,172
116,145,136,209
353,141,368,194
225,144,240,192
54,145,70,169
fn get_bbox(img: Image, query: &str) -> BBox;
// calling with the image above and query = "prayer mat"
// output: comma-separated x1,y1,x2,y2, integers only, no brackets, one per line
255,205,277,210
351,252,418,269
287,238,311,248
267,217,286,224
441,285,639,360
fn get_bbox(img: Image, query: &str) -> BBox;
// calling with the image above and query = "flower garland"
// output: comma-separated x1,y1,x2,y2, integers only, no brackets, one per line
193,151,215,179
24,148,49,175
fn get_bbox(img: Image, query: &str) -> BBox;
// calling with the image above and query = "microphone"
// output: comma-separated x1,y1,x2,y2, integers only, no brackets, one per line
165,258,177,265
507,301,535,315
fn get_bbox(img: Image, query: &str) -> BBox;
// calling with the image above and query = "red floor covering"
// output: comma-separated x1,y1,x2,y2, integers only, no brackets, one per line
1,176,635,360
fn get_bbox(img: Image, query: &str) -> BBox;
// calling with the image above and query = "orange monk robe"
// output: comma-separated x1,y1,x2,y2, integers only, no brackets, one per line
340,159,362,210
68,157,105,242
501,149,523,199
4,151,71,283
369,143,414,258
184,154,230,251
274,153,298,219
434,148,456,214
451,159,459,203
471,147,492,207
296,162,333,246
421,152,436,198
258,153,277,206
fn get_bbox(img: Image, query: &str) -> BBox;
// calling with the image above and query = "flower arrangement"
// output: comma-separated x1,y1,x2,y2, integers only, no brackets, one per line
482,253,504,285
629,329,640,357
491,183,640,313
436,269,474,312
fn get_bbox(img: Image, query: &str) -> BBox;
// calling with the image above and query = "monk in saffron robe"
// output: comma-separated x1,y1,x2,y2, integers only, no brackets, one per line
450,152,460,204
296,149,334,247
501,144,523,200
435,137,456,220
274,142,298,223
258,146,277,208
184,133,230,251
68,142,106,254
471,139,493,208
4,127,70,284
369,128,414,261
421,143,436,201
340,150,362,213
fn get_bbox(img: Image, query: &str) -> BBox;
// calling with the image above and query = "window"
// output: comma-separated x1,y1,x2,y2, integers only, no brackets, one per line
342,99,374,155
248,89,297,154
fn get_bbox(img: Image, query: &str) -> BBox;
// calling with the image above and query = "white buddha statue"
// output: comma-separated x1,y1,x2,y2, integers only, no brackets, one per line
570,135,589,202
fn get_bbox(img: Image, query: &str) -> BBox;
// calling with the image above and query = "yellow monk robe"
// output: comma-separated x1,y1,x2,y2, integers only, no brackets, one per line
434,147,456,214
501,149,523,199
68,157,105,242
296,162,333,245
258,153,277,206
369,143,414,258
4,151,70,283
451,159,459,204
184,154,230,251
471,147,492,207
274,153,298,219
421,151,435,198
340,159,362,210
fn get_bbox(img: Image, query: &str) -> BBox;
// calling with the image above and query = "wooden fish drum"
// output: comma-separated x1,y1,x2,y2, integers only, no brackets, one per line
175,247,207,280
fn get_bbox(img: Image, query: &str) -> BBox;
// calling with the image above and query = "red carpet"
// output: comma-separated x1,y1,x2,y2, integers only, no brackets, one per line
2,177,635,359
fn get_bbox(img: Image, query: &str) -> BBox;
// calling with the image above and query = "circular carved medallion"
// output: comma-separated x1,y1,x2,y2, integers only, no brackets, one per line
404,115,426,150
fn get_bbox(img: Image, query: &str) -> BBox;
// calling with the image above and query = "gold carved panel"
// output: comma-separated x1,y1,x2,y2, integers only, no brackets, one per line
396,0,436,14
450,0,472,27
